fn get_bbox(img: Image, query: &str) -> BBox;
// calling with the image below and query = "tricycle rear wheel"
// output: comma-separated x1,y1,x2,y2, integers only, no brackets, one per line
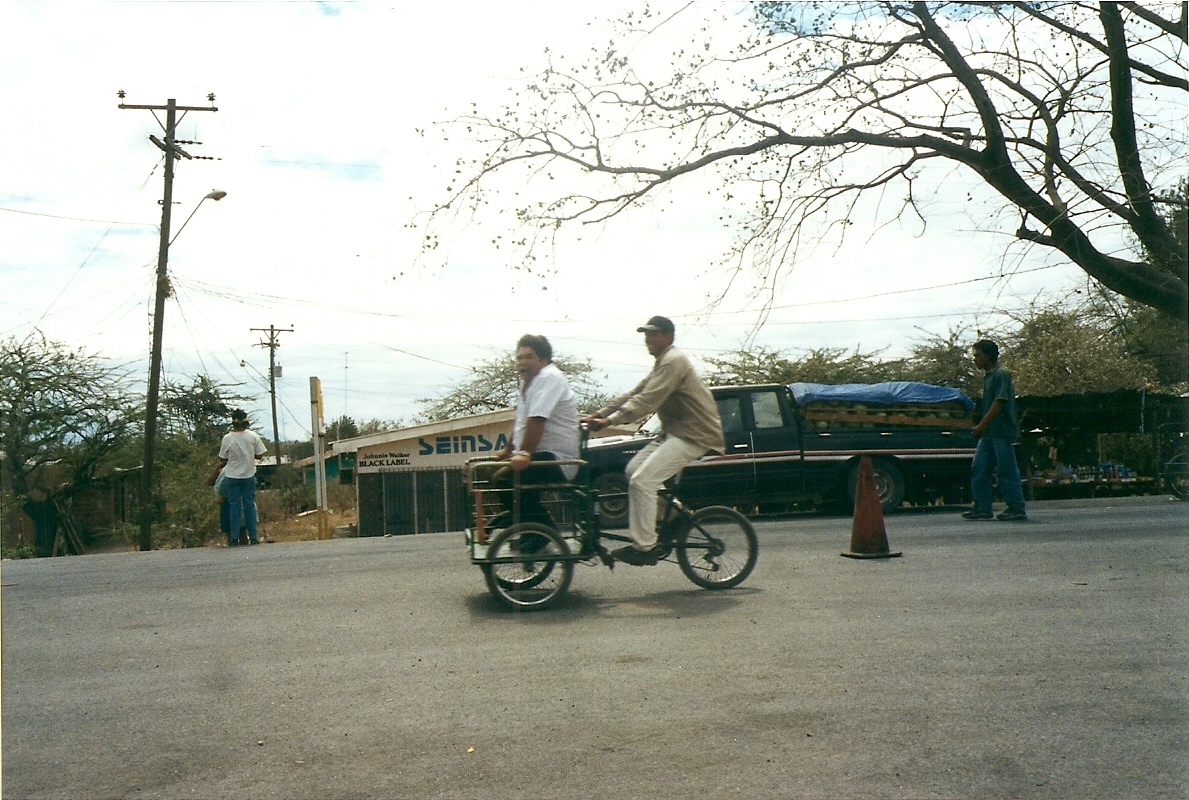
482,523,573,611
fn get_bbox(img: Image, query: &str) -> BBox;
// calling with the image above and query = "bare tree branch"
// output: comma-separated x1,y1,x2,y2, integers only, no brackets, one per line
419,1,1188,320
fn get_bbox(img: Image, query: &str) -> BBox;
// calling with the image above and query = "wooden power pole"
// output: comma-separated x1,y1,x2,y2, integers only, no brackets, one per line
252,325,294,472
120,94,217,552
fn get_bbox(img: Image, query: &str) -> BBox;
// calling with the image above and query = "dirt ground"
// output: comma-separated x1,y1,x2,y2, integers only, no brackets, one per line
84,508,359,554
251,508,359,545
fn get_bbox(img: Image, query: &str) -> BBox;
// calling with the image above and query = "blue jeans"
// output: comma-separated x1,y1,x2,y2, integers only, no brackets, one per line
223,477,258,543
971,436,1026,513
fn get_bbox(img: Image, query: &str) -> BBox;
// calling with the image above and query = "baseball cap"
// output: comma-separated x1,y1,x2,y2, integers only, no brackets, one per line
637,315,675,335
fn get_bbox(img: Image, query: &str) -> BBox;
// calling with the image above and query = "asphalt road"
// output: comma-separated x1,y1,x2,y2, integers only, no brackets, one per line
2,496,1186,800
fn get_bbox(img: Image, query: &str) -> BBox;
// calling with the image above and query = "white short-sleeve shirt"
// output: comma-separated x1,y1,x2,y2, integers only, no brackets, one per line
515,363,579,479
219,428,267,479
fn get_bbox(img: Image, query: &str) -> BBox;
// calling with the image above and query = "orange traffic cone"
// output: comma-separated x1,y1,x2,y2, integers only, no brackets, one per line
841,455,902,559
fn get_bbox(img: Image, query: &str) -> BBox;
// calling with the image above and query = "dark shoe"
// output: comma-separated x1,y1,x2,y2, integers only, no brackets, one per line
612,544,665,566
656,518,687,545
997,509,1027,521
961,508,994,520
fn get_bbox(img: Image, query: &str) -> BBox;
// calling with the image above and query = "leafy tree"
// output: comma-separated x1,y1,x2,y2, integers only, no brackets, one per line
1087,288,1189,392
161,376,252,445
285,417,404,462
419,354,610,422
0,333,138,555
1088,178,1189,390
285,438,316,462
322,415,402,442
999,303,1149,395
153,436,222,544
704,345,902,386
704,298,1166,399
903,327,984,398
702,346,800,386
149,377,257,545
425,2,1187,319
326,415,360,442
1117,302,1188,391
356,418,401,436
705,330,988,394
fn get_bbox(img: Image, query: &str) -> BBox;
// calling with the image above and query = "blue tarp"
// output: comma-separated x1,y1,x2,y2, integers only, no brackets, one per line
789,381,975,412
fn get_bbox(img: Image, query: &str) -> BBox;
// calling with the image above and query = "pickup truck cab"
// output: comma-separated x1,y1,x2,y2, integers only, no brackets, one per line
585,382,976,526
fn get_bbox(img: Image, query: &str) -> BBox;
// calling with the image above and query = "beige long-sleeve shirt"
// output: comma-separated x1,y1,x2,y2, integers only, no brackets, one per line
597,345,725,455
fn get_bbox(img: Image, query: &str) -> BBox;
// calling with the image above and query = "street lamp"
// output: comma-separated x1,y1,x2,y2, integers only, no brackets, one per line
170,190,227,245
139,189,227,551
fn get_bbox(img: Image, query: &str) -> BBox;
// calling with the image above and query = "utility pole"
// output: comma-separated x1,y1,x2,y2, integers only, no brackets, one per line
252,325,294,472
121,94,217,552
310,377,330,541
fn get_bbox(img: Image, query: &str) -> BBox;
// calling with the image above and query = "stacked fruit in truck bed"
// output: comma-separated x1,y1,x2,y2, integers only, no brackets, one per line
802,399,972,430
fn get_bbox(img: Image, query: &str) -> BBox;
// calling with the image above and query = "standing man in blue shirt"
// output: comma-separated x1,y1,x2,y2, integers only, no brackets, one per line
963,340,1027,521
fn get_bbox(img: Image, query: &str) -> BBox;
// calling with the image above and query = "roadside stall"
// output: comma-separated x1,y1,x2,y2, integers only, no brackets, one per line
1017,389,1189,499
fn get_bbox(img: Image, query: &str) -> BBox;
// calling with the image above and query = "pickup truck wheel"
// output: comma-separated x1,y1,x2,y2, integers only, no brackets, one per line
593,472,630,529
848,459,906,512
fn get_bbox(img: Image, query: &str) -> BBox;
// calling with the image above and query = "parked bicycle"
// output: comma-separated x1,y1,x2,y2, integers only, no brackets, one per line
464,453,758,612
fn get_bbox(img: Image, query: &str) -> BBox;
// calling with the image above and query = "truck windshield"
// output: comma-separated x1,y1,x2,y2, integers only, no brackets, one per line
638,414,662,436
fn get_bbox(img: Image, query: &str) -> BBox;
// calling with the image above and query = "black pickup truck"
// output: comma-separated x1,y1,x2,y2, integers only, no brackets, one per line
584,382,977,526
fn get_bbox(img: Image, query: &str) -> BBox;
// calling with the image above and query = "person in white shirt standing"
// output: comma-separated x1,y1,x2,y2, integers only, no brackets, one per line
210,409,267,546
494,334,580,527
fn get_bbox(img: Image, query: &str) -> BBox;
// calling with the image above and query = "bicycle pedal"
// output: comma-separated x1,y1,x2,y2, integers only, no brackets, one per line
595,544,616,569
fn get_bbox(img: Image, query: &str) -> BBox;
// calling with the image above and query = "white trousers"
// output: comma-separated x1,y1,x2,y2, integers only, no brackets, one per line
624,436,707,549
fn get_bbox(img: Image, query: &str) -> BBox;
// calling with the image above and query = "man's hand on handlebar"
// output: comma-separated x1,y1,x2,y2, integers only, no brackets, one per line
581,415,611,432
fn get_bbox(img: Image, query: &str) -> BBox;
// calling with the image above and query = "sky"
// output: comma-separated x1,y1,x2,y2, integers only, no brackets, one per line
1,0,1111,443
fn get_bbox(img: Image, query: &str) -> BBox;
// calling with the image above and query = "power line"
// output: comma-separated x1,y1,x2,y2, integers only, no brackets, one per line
31,159,162,328
0,207,157,226
172,262,1062,334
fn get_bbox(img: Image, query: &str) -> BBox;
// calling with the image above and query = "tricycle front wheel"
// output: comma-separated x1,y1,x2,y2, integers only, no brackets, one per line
481,523,574,611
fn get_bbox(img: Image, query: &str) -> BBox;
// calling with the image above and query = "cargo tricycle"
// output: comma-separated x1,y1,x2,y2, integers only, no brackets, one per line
464,453,758,611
